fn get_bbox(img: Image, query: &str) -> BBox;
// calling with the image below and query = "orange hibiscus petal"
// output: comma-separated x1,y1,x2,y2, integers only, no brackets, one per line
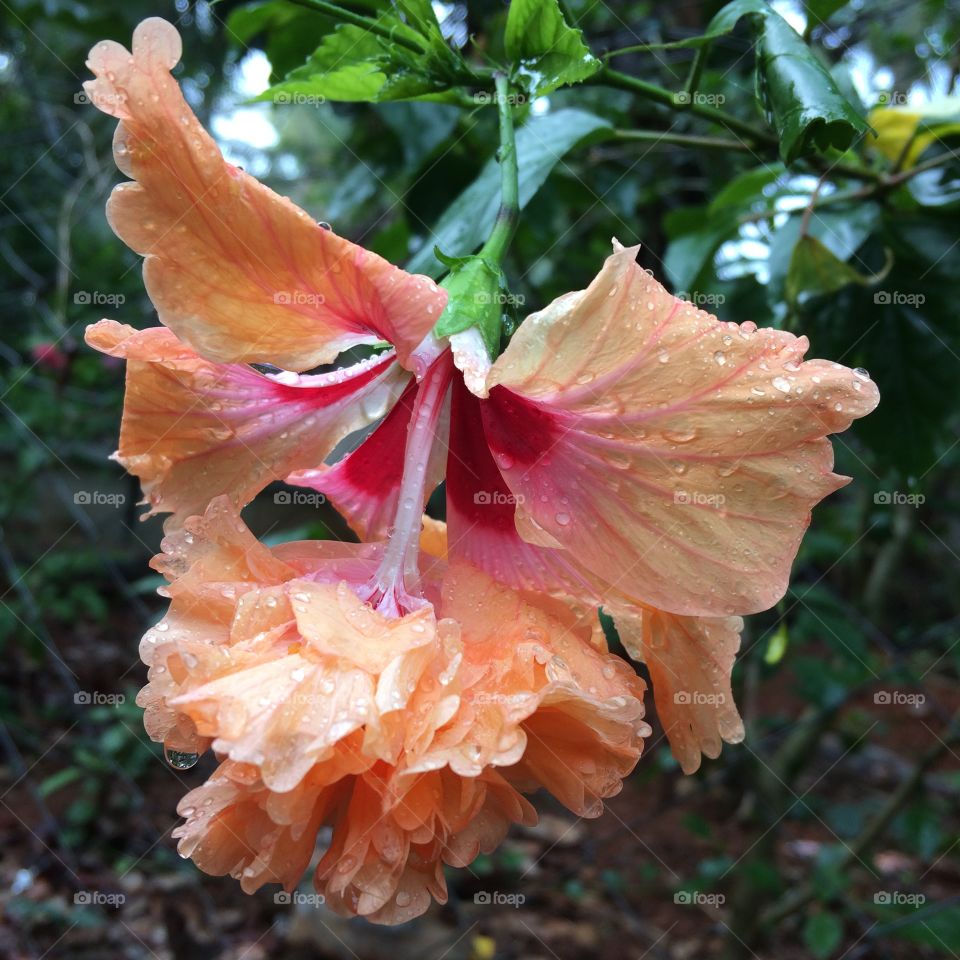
482,242,880,617
85,320,406,526
84,17,446,370
611,605,744,774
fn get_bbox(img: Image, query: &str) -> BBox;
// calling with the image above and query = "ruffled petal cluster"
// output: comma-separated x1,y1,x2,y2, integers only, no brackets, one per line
140,498,647,921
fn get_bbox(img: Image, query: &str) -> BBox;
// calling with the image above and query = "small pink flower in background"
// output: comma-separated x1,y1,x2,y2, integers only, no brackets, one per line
30,341,68,372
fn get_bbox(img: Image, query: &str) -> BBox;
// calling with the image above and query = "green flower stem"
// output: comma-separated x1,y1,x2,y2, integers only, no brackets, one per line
478,72,519,268
596,65,775,145
594,66,883,183
614,128,755,152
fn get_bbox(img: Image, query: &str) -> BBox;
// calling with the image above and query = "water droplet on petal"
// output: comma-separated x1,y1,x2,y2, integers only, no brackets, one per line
165,748,199,770
772,377,791,393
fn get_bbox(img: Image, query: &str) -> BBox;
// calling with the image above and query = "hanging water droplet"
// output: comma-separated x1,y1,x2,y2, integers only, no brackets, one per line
853,367,870,380
318,221,332,231
165,747,199,770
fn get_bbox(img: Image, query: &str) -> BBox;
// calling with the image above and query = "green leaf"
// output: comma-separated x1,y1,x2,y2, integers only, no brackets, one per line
767,202,881,309
259,3,463,104
634,1,868,161
433,255,503,356
406,109,610,277
756,12,870,162
785,234,888,306
38,766,82,798
504,0,601,97
803,911,843,959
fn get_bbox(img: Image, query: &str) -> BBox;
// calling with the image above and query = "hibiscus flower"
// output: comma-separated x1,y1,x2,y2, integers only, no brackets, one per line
141,496,646,921
83,16,880,909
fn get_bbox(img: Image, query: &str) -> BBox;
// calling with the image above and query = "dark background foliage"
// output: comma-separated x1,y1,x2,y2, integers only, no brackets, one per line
1,0,959,957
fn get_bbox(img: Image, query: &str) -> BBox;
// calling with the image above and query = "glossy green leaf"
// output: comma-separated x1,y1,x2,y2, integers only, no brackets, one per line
756,13,870,162
504,0,600,96
632,1,868,161
406,109,611,276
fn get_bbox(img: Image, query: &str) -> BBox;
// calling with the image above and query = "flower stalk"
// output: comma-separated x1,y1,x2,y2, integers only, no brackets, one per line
478,72,520,268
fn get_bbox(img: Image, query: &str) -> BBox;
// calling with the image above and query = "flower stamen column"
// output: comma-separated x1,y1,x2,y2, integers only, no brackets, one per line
358,352,453,616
